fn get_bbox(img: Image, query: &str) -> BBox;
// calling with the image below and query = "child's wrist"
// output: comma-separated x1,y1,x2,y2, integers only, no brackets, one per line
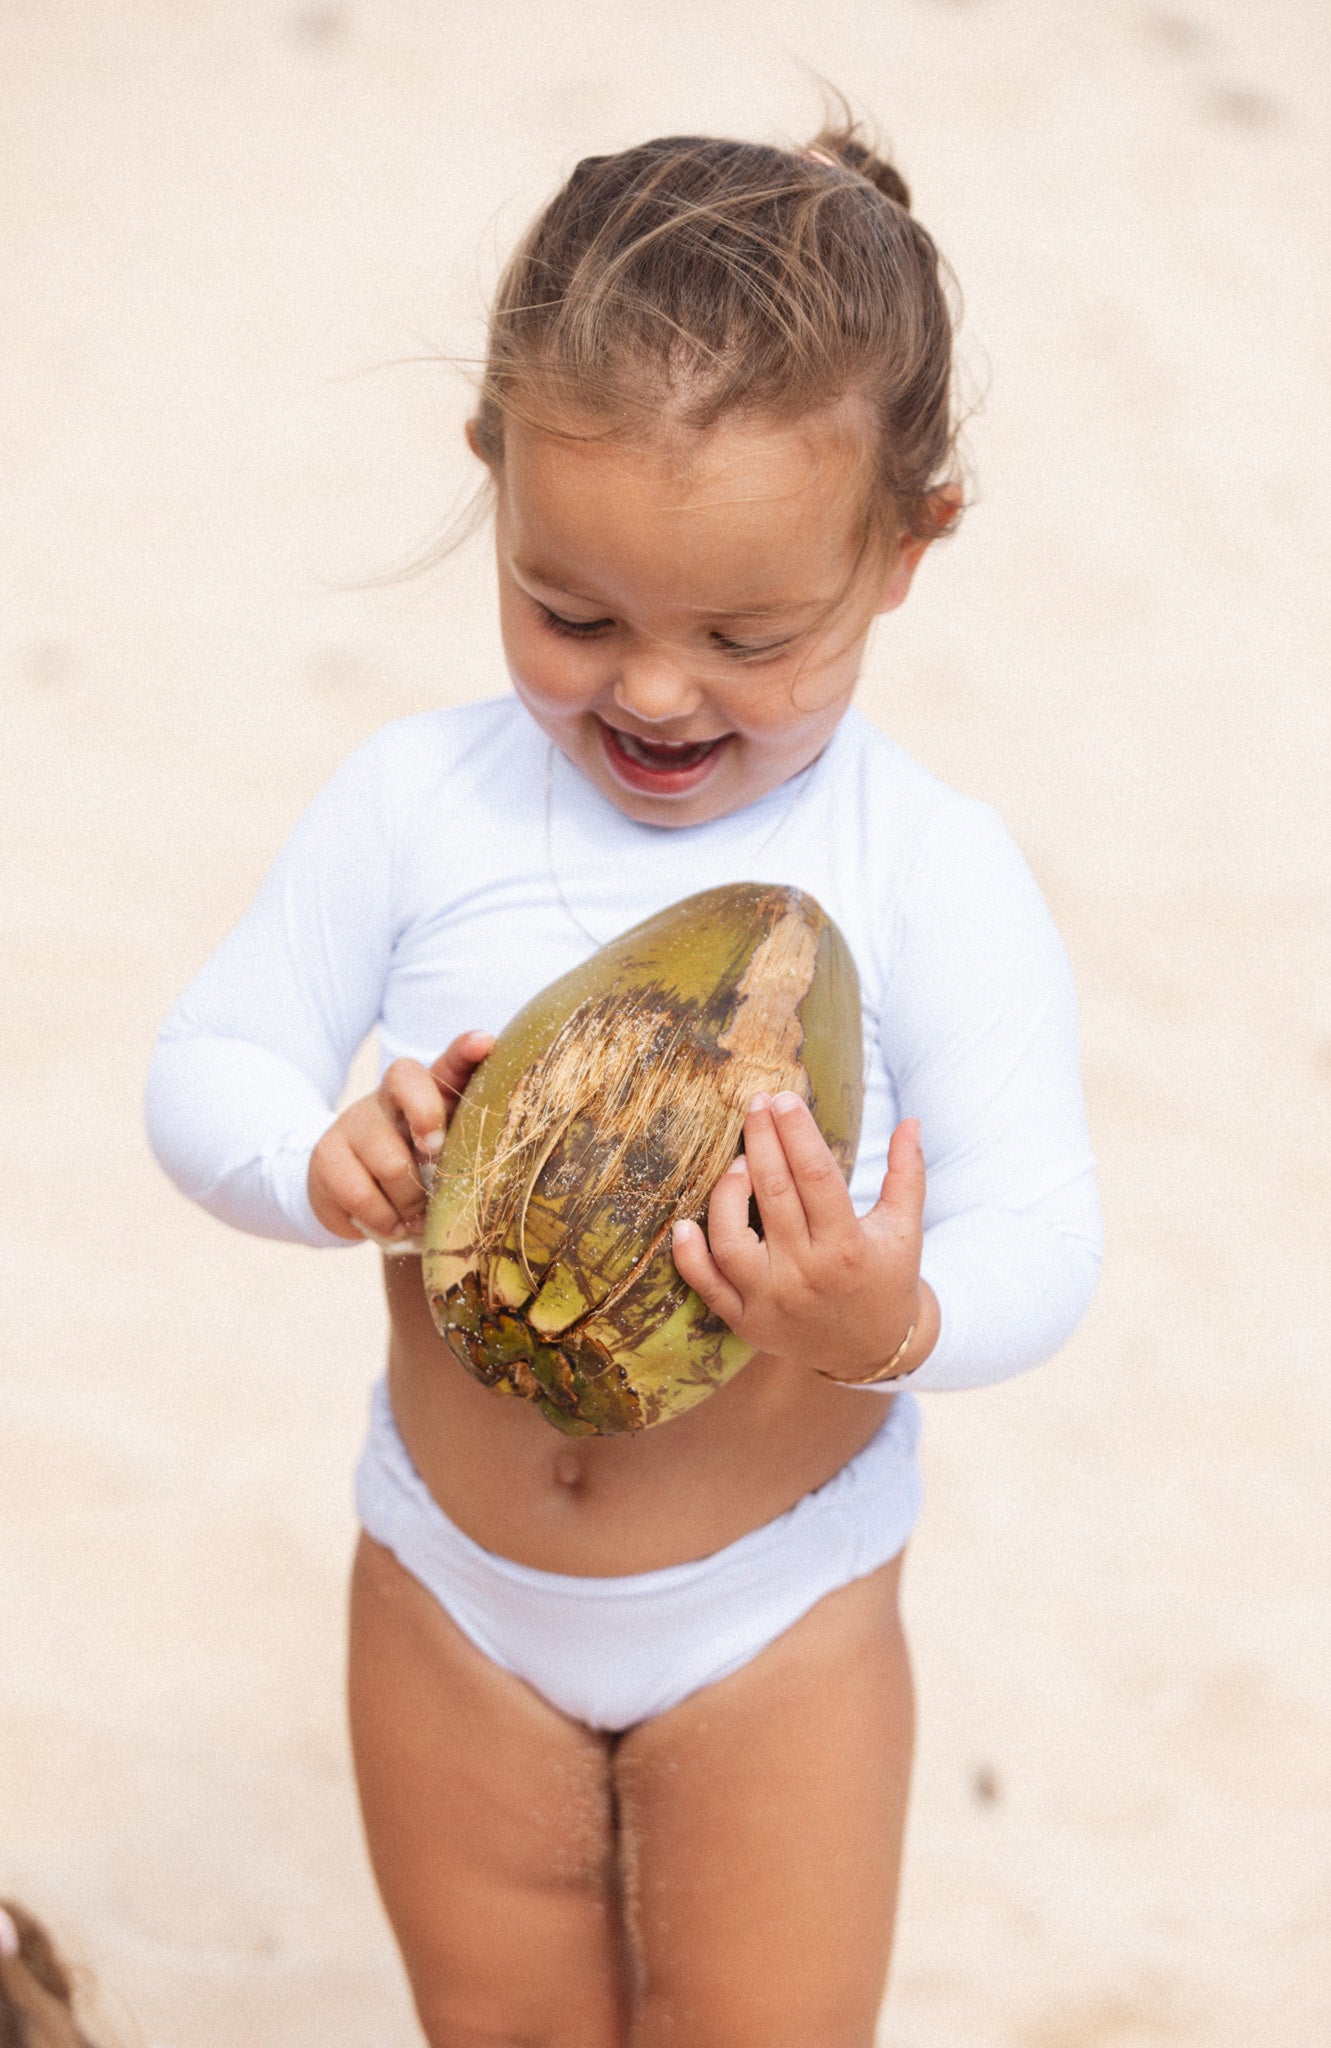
813,1285,932,1386
813,1323,916,1386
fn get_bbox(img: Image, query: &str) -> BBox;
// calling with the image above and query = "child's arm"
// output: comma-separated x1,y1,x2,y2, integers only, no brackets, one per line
675,797,1101,1392
145,725,440,1247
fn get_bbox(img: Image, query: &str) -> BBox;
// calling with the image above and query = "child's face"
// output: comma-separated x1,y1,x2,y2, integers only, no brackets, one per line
480,405,936,827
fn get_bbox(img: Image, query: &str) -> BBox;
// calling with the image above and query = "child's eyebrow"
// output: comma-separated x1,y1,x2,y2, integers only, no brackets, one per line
698,600,826,620
520,572,609,607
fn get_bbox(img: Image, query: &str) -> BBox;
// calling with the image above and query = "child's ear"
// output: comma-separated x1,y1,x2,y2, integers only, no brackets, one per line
465,418,487,463
874,486,962,615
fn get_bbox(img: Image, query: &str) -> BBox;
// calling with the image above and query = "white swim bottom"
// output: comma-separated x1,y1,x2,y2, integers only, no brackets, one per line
354,1377,923,1732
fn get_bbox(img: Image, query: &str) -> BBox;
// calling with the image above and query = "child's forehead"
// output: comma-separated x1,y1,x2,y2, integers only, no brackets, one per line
498,405,875,605
505,399,870,501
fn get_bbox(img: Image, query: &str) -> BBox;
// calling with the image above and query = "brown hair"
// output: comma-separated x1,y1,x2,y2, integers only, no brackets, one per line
473,113,960,543
0,1904,99,2048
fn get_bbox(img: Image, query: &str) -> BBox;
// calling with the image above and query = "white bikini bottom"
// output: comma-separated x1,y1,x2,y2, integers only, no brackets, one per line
354,1376,922,1732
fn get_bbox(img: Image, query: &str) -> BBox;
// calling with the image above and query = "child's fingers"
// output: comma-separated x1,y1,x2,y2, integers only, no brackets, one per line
380,1057,451,1160
865,1117,926,1240
670,1217,745,1330
356,1117,431,1222
316,1138,413,1241
768,1091,856,1238
702,1154,767,1286
739,1095,811,1248
428,1032,495,1124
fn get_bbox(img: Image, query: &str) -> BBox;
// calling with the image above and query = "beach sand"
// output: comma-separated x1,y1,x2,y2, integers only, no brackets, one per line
2,4,1328,2042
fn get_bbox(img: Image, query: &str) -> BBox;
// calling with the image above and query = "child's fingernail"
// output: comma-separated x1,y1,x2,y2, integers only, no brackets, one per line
390,1220,411,1238
418,1129,443,1157
726,1155,749,1176
671,1219,694,1243
772,1091,804,1115
747,1092,771,1113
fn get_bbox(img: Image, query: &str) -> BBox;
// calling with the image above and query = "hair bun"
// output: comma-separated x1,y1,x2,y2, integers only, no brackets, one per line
805,124,911,211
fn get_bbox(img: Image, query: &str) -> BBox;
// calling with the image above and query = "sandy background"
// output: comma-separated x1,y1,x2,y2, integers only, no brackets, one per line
2,2,1328,2042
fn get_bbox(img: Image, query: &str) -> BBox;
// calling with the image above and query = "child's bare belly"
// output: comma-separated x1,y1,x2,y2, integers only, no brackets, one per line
381,1255,892,1577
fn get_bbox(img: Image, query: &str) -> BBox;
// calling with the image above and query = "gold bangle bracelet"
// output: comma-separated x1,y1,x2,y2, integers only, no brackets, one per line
815,1320,917,1387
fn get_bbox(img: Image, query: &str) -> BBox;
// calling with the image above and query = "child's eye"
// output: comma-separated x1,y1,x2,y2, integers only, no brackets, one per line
539,605,614,638
710,631,790,662
537,602,787,662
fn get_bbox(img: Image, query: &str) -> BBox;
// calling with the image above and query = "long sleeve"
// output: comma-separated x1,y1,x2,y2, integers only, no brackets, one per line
145,730,401,1246
144,700,1103,1361
876,798,1101,1393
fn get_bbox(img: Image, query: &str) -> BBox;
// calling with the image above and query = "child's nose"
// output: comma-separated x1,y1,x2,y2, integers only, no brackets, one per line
611,653,704,724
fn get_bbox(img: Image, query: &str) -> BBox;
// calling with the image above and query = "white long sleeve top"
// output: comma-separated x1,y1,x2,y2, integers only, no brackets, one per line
145,696,1101,1394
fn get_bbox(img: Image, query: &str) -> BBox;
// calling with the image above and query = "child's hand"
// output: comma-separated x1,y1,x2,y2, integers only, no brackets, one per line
671,1094,931,1383
308,1030,494,1244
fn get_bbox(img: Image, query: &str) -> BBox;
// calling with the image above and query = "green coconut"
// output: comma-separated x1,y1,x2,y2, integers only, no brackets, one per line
422,882,862,1435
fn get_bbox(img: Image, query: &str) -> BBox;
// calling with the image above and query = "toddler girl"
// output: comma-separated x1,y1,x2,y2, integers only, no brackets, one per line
147,122,1100,2047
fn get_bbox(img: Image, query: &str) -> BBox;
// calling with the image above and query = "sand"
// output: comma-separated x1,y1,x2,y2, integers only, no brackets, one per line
2,3,1328,2043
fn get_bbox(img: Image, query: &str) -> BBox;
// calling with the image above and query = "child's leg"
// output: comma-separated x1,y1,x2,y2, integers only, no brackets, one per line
348,1533,629,2048
614,1553,913,2048
350,1531,911,2048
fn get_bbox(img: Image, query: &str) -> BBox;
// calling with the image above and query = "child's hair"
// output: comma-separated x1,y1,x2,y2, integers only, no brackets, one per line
473,111,959,544
0,1904,98,2048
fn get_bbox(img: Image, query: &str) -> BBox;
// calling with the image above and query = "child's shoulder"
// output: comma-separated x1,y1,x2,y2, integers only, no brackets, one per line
326,694,539,819
831,706,1015,868
826,707,1060,961
355,692,534,780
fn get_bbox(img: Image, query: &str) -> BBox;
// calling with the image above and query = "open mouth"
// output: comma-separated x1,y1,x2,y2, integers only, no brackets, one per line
597,719,729,793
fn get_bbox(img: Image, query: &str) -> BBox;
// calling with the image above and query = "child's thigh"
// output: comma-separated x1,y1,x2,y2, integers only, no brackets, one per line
348,1533,628,2048
613,1555,913,2048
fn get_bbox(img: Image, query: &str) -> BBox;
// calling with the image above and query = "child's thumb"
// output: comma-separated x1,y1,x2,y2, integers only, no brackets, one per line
429,1031,494,1097
875,1117,926,1227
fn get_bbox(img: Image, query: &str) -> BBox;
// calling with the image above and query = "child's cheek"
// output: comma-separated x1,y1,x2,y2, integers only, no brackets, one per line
498,606,557,699
505,626,602,723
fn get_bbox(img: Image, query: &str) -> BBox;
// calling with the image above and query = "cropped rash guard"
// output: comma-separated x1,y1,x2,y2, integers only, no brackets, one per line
145,696,1101,1395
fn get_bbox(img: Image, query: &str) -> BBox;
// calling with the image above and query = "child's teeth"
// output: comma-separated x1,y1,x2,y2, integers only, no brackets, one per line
617,731,718,768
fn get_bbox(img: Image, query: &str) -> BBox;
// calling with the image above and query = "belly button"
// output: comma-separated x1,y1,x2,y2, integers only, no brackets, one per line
553,1450,585,1491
